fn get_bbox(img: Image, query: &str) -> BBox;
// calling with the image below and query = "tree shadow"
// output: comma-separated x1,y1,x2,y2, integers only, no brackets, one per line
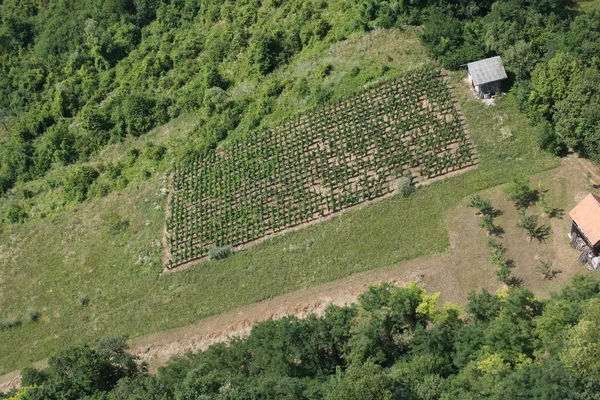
546,269,562,280
490,225,505,237
548,208,565,219
533,224,551,243
490,208,504,218
506,276,523,288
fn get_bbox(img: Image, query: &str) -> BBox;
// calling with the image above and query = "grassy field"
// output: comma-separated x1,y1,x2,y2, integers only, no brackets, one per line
0,35,560,373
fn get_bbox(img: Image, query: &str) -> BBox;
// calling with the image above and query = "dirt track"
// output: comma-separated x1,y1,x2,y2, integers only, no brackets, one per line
132,265,430,372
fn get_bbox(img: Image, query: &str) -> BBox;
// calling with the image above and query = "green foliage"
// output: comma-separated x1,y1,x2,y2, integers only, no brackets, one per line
537,259,559,280
121,93,156,136
142,142,166,162
20,367,47,387
62,166,99,202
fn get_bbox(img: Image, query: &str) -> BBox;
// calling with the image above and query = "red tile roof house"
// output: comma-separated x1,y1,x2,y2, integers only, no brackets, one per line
569,193,600,270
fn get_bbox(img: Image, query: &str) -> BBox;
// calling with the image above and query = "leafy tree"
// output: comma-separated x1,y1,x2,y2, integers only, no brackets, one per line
504,176,537,209
468,195,494,216
323,362,395,400
561,298,600,379
121,93,156,136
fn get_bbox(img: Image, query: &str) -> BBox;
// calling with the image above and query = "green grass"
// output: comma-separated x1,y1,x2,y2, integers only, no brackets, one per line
0,62,558,373
577,0,600,11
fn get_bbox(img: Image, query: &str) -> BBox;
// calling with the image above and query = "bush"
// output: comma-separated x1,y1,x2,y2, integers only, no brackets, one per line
536,121,567,155
208,245,233,260
126,148,140,167
143,142,167,161
24,308,40,322
0,317,21,330
312,87,331,106
396,175,414,198
62,166,99,202
495,263,512,284
5,203,27,223
77,295,91,307
537,260,559,280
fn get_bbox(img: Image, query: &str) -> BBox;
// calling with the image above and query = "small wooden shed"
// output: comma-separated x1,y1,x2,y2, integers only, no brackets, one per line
467,56,508,99
569,193,600,269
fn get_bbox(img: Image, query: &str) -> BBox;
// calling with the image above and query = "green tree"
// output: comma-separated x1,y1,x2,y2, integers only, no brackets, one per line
561,298,600,379
504,176,537,209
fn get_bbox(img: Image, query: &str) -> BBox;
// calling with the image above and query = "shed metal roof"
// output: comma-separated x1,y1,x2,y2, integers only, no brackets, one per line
467,56,508,86
570,193,600,247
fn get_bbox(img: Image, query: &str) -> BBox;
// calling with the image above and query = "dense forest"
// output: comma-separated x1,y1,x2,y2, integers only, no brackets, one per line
3,276,600,399
1,0,599,222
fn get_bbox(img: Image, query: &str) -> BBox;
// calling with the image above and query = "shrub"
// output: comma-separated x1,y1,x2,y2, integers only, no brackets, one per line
319,63,334,78
88,181,111,198
5,203,27,223
24,308,40,322
20,367,47,386
106,162,124,179
0,317,21,330
62,166,99,202
478,214,496,235
126,148,140,167
536,121,567,156
77,295,91,307
396,175,414,198
312,87,331,106
143,142,167,161
115,176,129,190
208,245,233,260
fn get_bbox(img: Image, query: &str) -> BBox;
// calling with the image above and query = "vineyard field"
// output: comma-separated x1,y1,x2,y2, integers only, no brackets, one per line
165,67,477,269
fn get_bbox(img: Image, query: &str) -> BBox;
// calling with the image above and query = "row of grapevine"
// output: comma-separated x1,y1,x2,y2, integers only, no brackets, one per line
164,67,477,268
